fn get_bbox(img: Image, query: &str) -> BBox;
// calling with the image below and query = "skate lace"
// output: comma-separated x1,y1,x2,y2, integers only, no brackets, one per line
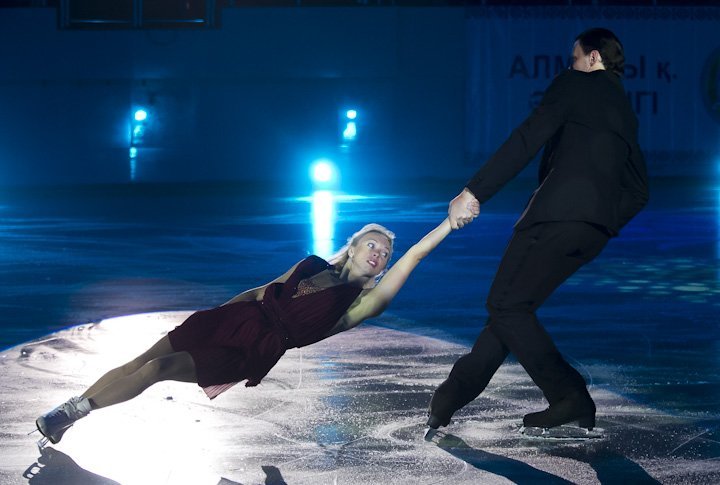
48,397,85,421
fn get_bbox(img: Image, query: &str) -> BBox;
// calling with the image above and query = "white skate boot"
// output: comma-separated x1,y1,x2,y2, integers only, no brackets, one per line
35,396,91,446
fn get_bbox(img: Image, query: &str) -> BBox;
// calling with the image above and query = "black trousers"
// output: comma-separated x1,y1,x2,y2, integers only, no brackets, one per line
435,221,610,417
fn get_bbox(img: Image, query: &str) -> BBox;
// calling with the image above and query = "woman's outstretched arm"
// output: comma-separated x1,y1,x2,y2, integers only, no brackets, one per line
327,218,455,335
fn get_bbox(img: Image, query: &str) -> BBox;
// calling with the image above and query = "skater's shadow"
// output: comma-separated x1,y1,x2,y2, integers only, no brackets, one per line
550,447,661,484
436,433,574,484
23,446,119,485
261,465,287,484
23,447,285,485
215,465,286,484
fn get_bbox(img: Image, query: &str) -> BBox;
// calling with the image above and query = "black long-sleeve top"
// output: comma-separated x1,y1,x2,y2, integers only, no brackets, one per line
466,69,649,236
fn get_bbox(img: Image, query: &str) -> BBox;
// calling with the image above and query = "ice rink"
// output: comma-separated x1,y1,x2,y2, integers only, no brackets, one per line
3,311,719,484
0,178,718,483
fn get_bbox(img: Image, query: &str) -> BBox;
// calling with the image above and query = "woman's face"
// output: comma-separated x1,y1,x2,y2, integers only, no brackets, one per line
348,232,392,277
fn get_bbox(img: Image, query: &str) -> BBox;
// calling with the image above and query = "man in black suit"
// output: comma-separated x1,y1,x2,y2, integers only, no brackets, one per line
428,28,649,432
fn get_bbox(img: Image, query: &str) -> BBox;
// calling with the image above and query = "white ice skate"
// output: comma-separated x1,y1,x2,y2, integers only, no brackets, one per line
35,396,90,447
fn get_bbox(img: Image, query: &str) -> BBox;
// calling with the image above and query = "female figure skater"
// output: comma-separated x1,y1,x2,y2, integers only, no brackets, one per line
36,214,475,445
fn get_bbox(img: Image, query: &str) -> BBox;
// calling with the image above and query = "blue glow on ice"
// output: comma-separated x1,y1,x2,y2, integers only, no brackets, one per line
342,121,357,141
311,190,336,258
129,147,138,181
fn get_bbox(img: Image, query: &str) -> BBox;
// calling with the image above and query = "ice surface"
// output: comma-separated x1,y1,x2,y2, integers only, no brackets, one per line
1,179,719,483
2,312,719,484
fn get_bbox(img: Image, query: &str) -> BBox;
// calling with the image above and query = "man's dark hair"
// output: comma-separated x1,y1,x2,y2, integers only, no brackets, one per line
576,28,625,77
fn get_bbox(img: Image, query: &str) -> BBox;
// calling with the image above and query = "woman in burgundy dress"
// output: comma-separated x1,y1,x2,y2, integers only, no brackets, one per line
36,213,477,445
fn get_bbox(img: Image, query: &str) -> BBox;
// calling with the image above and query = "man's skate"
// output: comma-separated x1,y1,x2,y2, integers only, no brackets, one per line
424,415,449,441
424,379,464,441
520,390,603,440
520,423,604,440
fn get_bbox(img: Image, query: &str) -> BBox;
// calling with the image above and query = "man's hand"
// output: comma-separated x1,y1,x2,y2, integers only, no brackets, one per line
449,188,480,229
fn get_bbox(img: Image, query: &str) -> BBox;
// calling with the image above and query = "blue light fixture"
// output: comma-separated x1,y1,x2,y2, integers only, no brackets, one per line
311,159,335,183
131,108,148,146
129,108,149,181
341,108,358,142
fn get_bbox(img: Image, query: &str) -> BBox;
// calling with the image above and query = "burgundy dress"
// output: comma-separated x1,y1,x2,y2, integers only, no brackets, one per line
168,256,363,399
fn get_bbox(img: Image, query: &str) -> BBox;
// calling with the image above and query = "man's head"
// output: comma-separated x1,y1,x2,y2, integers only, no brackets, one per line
573,28,624,77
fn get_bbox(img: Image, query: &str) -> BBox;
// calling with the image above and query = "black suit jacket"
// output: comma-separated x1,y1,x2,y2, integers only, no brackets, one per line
466,69,649,236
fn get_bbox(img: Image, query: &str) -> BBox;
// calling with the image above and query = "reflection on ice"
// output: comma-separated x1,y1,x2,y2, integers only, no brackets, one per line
310,190,336,259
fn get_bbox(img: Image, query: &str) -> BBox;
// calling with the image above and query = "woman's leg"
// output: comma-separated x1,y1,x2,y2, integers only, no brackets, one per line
36,337,198,444
87,350,197,409
81,335,177,399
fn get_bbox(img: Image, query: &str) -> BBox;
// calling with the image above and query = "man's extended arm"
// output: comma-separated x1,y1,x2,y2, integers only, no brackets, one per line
465,70,574,203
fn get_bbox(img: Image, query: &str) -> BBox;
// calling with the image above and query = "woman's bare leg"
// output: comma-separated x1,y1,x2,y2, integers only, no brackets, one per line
87,350,197,409
81,335,176,399
35,336,197,444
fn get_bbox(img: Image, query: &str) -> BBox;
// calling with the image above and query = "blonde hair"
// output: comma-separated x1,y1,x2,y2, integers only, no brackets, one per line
328,223,396,275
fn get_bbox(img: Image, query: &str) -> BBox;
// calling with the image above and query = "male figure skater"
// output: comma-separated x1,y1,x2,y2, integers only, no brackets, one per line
428,28,649,433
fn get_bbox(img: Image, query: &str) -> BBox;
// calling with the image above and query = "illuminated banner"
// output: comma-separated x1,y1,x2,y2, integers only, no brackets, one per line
465,6,720,174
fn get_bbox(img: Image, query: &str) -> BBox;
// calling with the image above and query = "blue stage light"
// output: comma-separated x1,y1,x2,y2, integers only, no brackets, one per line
129,109,148,180
346,109,357,120
134,109,148,122
311,159,336,184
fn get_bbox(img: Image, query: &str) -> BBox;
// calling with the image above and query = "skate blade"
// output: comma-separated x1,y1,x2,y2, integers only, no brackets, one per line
37,436,49,451
520,425,604,441
424,427,439,441
423,426,450,443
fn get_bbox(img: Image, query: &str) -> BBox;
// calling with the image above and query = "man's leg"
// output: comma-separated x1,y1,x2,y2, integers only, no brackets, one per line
428,221,608,428
428,325,509,427
486,222,608,425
